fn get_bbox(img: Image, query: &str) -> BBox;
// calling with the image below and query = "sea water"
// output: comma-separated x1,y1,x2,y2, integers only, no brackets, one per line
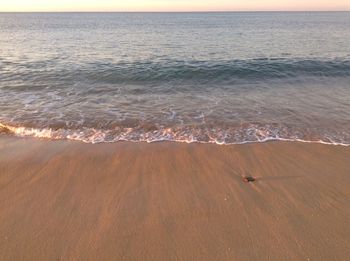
1,12,350,144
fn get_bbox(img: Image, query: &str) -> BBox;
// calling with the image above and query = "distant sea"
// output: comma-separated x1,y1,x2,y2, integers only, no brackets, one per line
1,12,350,145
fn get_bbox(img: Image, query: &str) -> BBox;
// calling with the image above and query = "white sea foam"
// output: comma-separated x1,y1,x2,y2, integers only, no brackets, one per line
1,122,349,147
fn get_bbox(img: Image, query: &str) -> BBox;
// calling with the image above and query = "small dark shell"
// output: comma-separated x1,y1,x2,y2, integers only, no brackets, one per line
243,176,255,183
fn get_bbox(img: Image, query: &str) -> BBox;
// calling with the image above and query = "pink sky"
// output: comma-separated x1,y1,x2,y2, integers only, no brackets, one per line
1,0,350,12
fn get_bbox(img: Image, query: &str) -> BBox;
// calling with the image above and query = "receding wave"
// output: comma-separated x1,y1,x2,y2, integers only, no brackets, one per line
1,122,349,146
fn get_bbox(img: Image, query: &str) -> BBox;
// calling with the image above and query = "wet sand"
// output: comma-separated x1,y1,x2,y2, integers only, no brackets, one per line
0,136,350,260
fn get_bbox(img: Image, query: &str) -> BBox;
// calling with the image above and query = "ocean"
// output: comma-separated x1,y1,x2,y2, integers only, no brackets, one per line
1,12,350,144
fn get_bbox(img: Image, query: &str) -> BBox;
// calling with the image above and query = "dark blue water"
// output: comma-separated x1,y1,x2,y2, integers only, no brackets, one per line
1,12,350,144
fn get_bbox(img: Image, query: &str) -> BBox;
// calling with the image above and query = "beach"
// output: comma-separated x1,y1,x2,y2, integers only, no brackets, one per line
1,10,350,261
0,136,349,260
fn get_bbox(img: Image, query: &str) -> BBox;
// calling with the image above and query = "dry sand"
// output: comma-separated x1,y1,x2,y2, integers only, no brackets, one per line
0,136,350,260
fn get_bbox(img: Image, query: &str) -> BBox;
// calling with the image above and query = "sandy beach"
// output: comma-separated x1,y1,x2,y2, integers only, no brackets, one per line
0,136,350,260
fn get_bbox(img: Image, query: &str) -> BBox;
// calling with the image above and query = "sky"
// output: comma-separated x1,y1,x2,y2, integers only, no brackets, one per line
1,0,350,12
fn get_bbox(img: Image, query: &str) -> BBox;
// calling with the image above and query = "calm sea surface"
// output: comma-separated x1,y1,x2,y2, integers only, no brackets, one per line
1,12,350,144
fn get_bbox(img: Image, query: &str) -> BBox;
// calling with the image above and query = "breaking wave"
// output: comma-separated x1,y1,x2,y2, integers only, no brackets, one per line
84,58,350,84
2,58,350,88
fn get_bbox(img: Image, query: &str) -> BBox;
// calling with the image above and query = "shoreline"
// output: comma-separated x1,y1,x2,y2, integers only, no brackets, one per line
2,122,350,147
1,136,350,260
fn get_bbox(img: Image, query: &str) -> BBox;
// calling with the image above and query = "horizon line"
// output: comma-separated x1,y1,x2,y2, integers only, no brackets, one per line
1,10,350,13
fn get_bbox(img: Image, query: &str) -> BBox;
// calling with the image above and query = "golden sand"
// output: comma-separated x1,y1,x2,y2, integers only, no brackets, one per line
0,137,350,260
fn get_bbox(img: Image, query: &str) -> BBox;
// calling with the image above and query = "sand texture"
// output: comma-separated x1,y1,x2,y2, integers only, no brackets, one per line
0,137,350,260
